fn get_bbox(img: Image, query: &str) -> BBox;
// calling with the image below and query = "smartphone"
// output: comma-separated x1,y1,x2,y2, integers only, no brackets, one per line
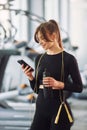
17,59,34,72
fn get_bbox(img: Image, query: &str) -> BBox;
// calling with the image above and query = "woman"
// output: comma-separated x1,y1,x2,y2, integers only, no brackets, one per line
22,20,83,130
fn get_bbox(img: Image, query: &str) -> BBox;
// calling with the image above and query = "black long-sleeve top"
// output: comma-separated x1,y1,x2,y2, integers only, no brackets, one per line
30,51,83,94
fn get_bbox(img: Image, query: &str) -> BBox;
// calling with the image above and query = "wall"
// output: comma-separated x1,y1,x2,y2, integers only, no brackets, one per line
70,0,87,70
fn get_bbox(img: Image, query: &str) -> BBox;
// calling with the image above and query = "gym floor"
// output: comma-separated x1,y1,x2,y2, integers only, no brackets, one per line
0,96,86,130
69,97,87,130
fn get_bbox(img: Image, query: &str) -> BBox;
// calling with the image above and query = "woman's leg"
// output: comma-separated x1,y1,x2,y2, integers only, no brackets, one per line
30,110,51,130
50,120,71,130
50,107,71,130
29,89,53,130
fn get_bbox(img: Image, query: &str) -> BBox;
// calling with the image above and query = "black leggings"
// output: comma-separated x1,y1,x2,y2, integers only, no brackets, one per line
29,89,71,130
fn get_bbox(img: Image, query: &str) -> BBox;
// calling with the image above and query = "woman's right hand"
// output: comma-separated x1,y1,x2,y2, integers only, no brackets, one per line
21,64,34,81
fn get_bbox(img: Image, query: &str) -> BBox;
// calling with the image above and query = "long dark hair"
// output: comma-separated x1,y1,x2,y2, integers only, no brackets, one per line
34,19,63,48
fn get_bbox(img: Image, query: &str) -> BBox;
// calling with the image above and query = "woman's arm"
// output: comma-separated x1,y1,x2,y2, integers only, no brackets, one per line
64,56,83,93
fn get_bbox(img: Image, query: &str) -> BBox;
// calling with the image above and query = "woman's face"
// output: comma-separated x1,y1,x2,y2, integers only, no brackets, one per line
37,31,55,50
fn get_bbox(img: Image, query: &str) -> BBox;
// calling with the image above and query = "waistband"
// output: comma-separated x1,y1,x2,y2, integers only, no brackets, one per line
39,85,44,89
39,85,60,90
39,85,60,99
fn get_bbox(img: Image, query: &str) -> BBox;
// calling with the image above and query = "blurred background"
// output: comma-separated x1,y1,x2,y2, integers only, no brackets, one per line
0,0,87,130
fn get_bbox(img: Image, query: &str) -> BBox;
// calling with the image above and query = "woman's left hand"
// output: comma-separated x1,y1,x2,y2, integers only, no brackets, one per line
43,77,64,89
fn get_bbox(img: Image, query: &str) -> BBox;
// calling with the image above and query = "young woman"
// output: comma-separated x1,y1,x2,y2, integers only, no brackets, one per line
22,19,83,130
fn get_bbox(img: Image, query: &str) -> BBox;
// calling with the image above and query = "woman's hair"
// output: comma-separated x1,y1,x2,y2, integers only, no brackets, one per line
34,19,63,48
